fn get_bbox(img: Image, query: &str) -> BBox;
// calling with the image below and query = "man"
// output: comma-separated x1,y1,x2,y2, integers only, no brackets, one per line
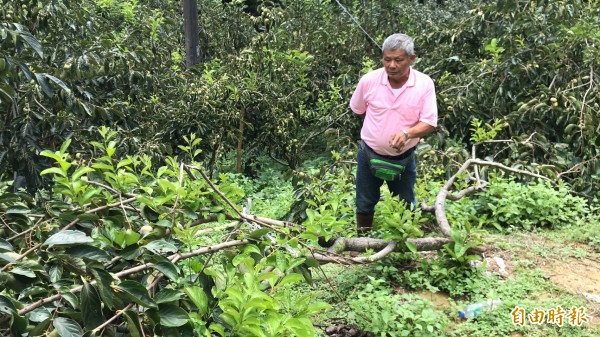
350,33,438,235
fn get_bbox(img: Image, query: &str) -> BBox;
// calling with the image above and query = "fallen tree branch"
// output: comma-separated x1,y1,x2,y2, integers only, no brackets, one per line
432,158,550,237
312,237,454,265
16,239,250,317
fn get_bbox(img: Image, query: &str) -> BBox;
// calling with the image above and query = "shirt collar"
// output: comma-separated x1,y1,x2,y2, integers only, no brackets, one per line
380,67,416,87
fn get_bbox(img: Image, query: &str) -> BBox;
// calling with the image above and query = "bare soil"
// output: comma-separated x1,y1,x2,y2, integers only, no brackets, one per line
538,256,600,327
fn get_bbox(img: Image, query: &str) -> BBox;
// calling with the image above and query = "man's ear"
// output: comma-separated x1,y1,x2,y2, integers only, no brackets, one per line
410,54,417,64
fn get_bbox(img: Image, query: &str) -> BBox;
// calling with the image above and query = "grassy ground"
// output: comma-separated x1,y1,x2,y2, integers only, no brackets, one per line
307,227,600,337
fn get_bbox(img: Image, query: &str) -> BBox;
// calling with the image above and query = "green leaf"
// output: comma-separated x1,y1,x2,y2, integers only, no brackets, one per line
258,271,279,286
123,230,141,246
158,304,189,327
144,240,178,254
210,323,226,337
6,206,31,214
76,214,100,222
232,253,251,267
28,307,52,323
40,167,67,177
306,301,331,314
11,265,36,278
81,282,105,330
29,318,52,336
61,292,79,309
0,295,17,314
0,83,16,103
277,273,304,287
44,73,71,93
136,195,156,208
248,228,271,239
43,230,93,247
34,72,54,97
18,30,43,57
117,157,133,169
144,308,161,325
161,327,184,337
112,280,157,308
91,163,114,171
59,138,72,154
153,261,179,281
10,311,28,335
20,285,47,299
40,150,62,162
91,268,115,309
405,240,418,253
155,288,182,304
65,245,111,262
155,219,172,228
0,253,16,264
123,310,143,337
286,317,313,337
72,166,95,181
49,265,63,283
450,229,463,244
243,244,261,255
287,257,306,271
53,317,84,337
304,257,320,268
240,324,267,337
184,286,208,315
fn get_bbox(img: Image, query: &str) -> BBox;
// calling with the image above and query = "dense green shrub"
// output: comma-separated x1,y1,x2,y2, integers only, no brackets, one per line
446,176,591,231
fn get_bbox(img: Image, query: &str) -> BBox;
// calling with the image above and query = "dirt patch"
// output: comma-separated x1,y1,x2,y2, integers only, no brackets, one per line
396,289,452,309
541,257,600,294
538,256,600,327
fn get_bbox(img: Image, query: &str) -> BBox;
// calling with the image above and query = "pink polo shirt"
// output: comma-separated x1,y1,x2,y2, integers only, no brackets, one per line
350,67,438,156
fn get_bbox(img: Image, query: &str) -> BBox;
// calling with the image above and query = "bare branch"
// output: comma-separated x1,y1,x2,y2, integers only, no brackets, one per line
92,303,134,334
434,158,550,237
469,159,550,180
447,184,487,201
7,217,43,241
579,63,595,138
557,155,600,179
184,165,243,217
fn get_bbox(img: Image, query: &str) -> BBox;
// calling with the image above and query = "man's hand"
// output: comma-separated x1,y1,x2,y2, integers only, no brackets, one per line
389,131,409,152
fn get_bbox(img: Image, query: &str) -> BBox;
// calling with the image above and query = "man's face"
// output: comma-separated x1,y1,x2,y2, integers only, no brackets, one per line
382,49,415,83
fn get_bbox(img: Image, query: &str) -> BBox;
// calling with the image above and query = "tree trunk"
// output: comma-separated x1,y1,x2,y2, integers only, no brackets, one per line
236,106,245,174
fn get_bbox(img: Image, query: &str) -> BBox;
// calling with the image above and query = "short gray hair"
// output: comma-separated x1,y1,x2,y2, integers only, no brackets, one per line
382,33,415,56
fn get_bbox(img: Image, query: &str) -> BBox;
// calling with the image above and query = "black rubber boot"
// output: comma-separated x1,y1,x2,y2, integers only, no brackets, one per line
356,213,374,236
317,236,336,248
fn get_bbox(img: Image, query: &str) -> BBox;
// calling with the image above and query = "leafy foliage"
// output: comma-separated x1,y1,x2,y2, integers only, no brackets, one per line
0,134,328,336
2,0,598,198
347,277,448,337
447,176,591,231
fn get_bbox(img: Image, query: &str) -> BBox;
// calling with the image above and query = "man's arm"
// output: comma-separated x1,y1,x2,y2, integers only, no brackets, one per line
389,121,435,152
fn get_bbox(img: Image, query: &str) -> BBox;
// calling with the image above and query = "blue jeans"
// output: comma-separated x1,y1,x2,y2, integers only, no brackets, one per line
355,141,417,214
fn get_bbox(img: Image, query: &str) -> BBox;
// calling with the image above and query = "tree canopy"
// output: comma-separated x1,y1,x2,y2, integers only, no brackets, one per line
1,0,599,336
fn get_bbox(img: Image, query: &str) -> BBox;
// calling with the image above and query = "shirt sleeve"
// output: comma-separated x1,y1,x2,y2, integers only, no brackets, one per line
419,78,438,127
350,78,367,115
